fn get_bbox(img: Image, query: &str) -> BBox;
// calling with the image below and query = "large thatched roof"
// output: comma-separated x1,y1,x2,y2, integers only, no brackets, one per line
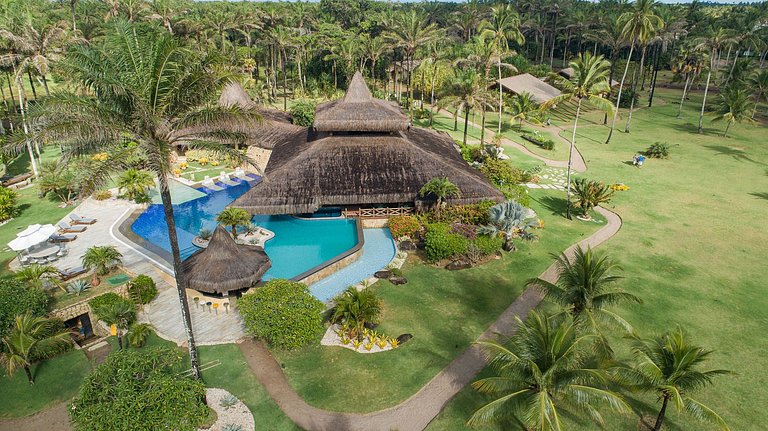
181,226,271,294
230,127,504,215
495,73,561,104
314,72,409,133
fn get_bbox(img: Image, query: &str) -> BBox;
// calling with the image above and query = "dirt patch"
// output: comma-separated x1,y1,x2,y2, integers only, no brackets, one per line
0,401,72,431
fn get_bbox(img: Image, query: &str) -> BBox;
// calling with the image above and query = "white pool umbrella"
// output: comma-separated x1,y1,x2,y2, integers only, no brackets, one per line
8,224,57,251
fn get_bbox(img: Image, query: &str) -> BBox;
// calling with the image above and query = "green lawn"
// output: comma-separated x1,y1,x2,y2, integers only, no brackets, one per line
270,188,604,413
429,87,768,430
0,348,91,418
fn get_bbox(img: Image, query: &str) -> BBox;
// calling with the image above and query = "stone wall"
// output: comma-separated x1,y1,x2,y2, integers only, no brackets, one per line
298,247,363,285
49,284,131,337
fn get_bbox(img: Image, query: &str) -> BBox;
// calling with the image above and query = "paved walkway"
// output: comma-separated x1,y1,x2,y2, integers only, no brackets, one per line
238,205,622,431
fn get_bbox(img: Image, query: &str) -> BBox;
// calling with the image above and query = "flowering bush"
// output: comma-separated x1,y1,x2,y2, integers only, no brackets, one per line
451,222,478,240
91,152,109,161
610,183,630,191
388,215,421,239
179,162,188,170
172,168,181,176
422,201,496,225
198,158,209,166
211,160,220,166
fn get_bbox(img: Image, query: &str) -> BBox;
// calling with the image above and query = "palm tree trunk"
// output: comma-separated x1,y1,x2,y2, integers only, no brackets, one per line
463,105,470,145
157,173,200,379
677,74,691,118
41,74,50,97
480,109,486,144
723,121,731,137
27,71,37,100
24,365,34,385
625,45,646,133
498,59,503,133
606,40,635,144
648,46,661,107
653,395,669,431
5,73,15,114
70,0,77,31
15,80,39,177
281,50,288,112
454,109,458,131
429,63,437,127
117,331,123,350
725,49,739,85
408,55,415,120
698,65,712,133
566,99,581,220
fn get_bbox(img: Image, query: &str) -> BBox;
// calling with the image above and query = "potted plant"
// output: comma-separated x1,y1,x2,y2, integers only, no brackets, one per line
81,246,123,286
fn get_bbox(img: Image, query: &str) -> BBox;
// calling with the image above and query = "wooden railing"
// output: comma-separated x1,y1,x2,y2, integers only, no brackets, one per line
347,207,414,218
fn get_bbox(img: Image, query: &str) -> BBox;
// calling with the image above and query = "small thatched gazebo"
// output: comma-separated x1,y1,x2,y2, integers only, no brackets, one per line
181,226,271,295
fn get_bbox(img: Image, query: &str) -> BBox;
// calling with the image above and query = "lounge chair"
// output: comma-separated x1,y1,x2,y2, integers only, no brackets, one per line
201,176,224,191
50,233,77,243
234,167,249,179
58,222,87,233
69,213,97,225
59,265,87,281
218,171,239,186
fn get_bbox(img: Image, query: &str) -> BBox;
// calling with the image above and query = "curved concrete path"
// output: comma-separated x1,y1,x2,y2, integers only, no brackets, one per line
239,206,622,431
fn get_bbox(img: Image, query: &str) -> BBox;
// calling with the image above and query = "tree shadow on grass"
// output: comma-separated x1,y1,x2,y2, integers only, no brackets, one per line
532,194,568,218
749,192,768,201
703,145,766,165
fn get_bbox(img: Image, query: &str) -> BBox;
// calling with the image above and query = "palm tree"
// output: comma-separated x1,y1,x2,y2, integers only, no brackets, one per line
14,263,60,290
419,177,461,216
545,53,614,220
695,29,737,133
480,4,524,134
570,178,615,220
1,313,72,385
508,92,542,128
711,87,756,137
526,246,641,359
81,246,123,280
468,311,631,429
331,286,382,341
359,34,386,90
478,199,537,252
7,21,259,379
749,70,768,118
96,301,135,350
0,21,70,96
438,69,493,146
216,207,252,239
616,328,732,431
386,10,440,118
116,169,154,202
606,0,663,144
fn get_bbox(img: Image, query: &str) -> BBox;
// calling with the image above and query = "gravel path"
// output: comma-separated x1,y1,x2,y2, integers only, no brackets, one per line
239,205,622,431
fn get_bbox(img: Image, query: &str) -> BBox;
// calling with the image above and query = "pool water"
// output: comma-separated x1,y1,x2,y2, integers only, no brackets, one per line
130,179,359,280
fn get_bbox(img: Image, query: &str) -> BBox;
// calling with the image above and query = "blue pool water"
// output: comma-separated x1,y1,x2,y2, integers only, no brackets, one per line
130,179,359,280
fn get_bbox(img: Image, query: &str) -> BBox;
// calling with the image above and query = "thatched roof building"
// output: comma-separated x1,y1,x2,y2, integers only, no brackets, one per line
314,72,409,133
231,72,503,215
181,226,271,295
494,73,562,104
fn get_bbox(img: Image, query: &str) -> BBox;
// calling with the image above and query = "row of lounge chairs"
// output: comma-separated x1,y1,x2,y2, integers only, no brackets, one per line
201,170,255,191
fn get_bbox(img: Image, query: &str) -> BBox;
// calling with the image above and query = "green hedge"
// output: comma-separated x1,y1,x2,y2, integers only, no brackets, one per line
0,279,49,343
127,275,158,305
424,223,469,262
89,293,136,325
238,279,325,349
471,235,504,256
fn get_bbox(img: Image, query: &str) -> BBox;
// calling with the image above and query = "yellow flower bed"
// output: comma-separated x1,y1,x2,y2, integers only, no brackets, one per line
610,183,630,191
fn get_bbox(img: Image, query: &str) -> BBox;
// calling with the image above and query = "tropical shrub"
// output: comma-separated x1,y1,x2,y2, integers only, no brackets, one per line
66,280,92,296
470,235,504,256
126,323,155,347
185,149,217,163
500,184,531,207
331,287,382,341
422,200,496,225
216,207,252,239
82,246,123,277
219,393,239,410
91,189,112,201
127,275,158,305
1,313,72,384
571,178,614,218
0,187,20,222
424,223,469,262
479,159,526,187
198,228,213,240
451,222,478,240
388,215,421,239
646,141,670,159
89,293,136,326
38,161,81,204
0,279,49,343
289,100,316,127
478,200,538,251
238,279,325,349
116,169,154,203
69,347,208,431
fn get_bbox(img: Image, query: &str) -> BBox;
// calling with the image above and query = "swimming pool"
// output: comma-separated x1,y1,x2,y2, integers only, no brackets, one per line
130,179,359,280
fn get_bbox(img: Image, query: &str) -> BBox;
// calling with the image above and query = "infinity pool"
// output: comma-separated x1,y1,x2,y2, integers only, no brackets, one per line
130,179,359,280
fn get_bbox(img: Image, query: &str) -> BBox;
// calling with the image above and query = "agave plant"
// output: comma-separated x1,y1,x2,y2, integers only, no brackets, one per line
66,280,91,296
571,178,615,219
198,228,213,240
477,200,538,251
219,393,239,410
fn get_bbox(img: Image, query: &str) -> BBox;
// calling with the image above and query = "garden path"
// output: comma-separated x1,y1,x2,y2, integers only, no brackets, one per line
238,205,622,431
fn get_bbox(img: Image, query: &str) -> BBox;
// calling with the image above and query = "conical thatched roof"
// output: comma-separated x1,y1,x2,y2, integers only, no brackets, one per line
230,127,504,215
181,226,271,294
314,72,409,133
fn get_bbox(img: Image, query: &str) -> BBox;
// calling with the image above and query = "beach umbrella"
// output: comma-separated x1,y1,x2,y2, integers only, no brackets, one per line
8,224,57,251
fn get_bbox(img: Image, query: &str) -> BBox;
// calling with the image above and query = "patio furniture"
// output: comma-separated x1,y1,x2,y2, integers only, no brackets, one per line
206,301,212,313
58,222,87,233
28,245,60,260
49,233,77,243
69,214,97,225
9,224,58,251
234,167,248,179
59,265,87,281
201,176,224,191
218,171,239,186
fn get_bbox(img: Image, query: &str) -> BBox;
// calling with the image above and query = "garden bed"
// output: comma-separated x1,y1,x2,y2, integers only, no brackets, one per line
51,270,133,309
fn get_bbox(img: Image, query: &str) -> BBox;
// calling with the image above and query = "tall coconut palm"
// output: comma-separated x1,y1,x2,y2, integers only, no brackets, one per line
749,70,768,118
331,286,381,342
544,52,614,220
480,4,525,134
419,177,460,216
468,311,631,429
438,69,493,146
386,10,440,118
215,207,251,239
4,22,259,379
526,245,641,359
0,21,70,96
695,29,738,133
359,33,386,91
1,313,72,385
616,328,732,431
14,263,60,291
711,87,756,137
508,92,542,127
95,301,135,350
606,0,663,144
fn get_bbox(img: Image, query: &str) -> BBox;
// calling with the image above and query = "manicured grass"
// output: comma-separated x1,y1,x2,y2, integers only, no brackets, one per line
413,111,485,144
429,86,768,430
270,188,604,413
0,348,91,418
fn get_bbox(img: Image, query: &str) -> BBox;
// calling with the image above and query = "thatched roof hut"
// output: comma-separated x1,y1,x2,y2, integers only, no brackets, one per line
494,73,561,104
181,226,271,294
314,72,409,133
231,72,503,215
